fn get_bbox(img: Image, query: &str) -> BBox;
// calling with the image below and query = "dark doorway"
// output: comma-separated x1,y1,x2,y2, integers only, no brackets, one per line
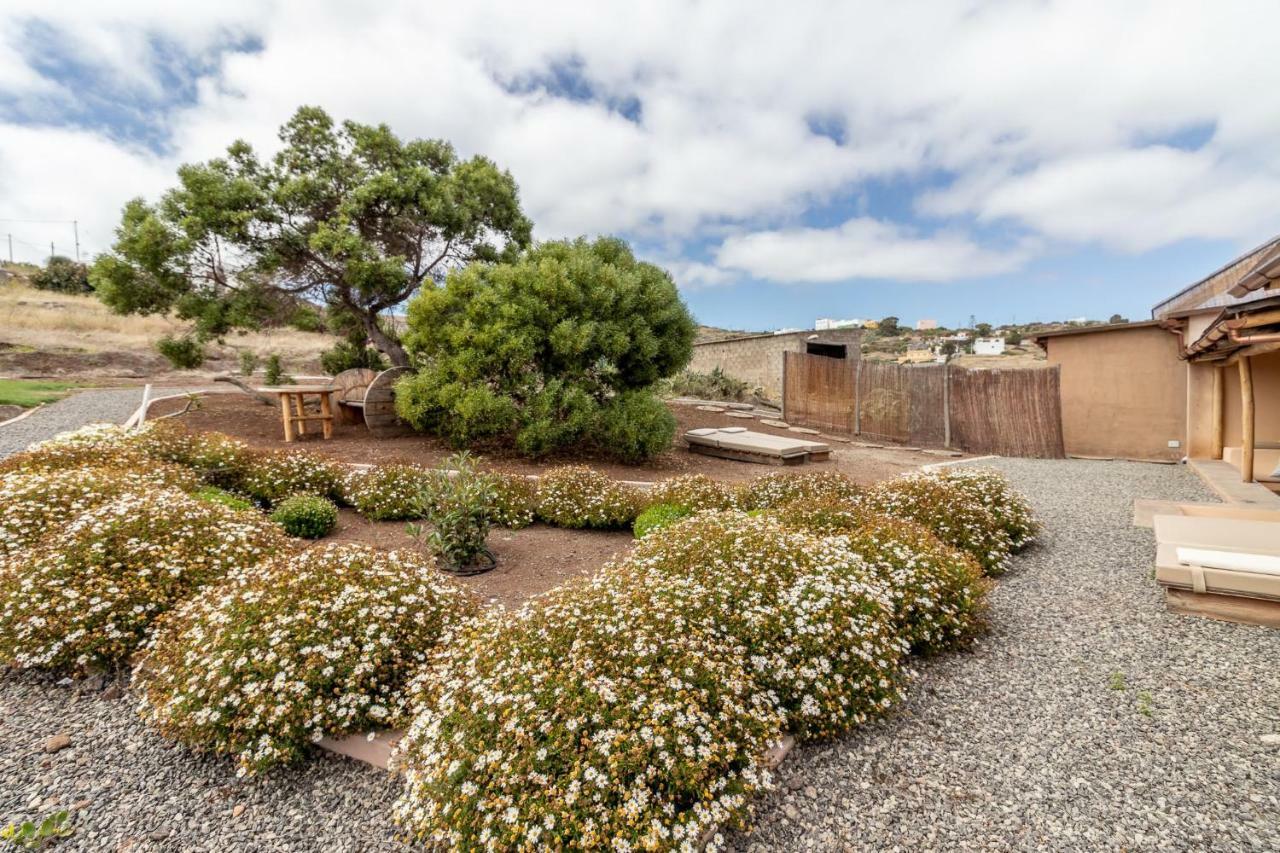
806,342,847,359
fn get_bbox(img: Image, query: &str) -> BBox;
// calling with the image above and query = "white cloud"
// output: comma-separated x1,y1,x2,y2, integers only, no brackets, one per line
716,218,1030,283
1,0,1279,274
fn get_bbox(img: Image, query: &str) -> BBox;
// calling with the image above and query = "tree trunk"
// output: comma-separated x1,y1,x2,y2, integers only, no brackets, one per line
362,311,411,368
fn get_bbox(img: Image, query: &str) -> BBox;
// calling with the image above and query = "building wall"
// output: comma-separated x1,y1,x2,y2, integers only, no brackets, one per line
687,329,862,402
1043,324,1186,461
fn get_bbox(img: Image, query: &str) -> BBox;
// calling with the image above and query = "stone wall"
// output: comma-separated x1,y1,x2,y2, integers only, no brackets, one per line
687,328,862,402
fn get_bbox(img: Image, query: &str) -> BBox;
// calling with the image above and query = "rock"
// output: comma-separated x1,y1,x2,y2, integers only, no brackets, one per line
695,405,725,412
726,411,756,419
819,434,852,443
898,446,921,451
101,683,123,701
1260,733,1280,746
232,804,246,818
784,803,800,821
44,733,72,753
761,419,791,428
852,441,883,448
922,449,964,457
789,426,821,435
148,829,171,841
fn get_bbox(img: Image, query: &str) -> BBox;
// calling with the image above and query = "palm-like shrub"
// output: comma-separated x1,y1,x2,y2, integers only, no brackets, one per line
534,466,642,529
644,473,739,512
0,465,200,558
0,490,286,672
136,544,477,775
737,470,861,511
341,463,429,521
393,601,783,851
930,467,1038,550
858,475,1013,575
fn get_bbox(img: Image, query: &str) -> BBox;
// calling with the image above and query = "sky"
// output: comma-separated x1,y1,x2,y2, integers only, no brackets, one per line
2,1,1280,331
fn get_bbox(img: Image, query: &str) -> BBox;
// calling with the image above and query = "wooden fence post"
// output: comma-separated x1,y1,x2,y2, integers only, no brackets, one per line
1240,356,1255,483
853,358,863,435
781,354,789,424
942,363,951,448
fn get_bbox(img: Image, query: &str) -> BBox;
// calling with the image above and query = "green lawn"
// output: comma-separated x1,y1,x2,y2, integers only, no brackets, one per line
0,379,80,408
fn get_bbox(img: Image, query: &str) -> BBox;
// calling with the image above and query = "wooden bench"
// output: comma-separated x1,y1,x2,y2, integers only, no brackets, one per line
331,367,413,438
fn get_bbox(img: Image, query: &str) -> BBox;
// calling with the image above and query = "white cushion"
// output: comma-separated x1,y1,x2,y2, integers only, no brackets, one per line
1176,547,1280,576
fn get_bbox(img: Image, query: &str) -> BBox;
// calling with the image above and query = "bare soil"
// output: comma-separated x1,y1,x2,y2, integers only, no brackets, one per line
149,394,943,486
326,509,633,609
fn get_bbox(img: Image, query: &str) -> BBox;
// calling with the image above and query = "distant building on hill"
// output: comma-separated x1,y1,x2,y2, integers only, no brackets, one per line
973,337,1007,356
915,319,938,330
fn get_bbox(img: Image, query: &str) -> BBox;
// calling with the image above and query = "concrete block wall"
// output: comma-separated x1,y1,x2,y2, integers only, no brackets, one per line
687,329,862,402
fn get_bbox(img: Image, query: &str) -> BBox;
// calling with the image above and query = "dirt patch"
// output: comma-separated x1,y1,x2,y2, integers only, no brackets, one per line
326,509,632,609
149,394,947,486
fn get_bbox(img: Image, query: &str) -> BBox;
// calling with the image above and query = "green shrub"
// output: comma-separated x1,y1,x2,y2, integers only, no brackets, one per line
738,470,861,511
632,502,692,538
319,340,388,375
772,500,989,654
156,335,205,369
591,390,676,463
32,256,90,293
644,473,740,512
534,466,642,529
393,593,783,850
270,494,337,538
484,470,536,529
341,464,428,521
0,490,286,672
410,454,495,571
238,449,343,505
136,543,477,775
263,353,291,386
930,467,1038,550
237,350,259,377
859,474,1013,575
663,366,750,402
288,303,325,333
0,465,200,558
193,485,254,512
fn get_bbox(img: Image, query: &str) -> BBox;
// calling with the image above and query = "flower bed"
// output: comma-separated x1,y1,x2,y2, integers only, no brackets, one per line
136,544,477,775
534,466,642,529
340,463,430,521
737,470,861,512
0,490,286,672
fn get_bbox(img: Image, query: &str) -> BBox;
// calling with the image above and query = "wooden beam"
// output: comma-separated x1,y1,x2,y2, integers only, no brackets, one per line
1223,339,1280,367
1211,366,1224,459
1239,356,1255,483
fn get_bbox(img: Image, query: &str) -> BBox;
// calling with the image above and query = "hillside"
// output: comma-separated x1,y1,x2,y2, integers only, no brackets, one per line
0,266,337,381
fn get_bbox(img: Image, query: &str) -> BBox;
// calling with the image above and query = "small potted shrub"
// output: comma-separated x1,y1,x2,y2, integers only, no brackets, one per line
410,453,497,575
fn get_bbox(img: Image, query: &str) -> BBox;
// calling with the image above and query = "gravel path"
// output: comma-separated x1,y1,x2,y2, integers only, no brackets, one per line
734,458,1280,852
0,389,145,459
2,456,1277,850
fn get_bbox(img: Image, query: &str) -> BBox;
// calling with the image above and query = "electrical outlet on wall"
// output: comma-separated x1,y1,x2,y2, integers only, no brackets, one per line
1168,439,1181,448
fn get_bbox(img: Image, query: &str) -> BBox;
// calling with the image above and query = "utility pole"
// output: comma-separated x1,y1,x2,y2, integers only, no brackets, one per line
6,234,11,264
73,220,80,263
50,241,55,261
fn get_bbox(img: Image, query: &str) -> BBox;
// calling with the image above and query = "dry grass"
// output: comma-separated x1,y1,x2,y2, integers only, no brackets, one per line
0,278,335,364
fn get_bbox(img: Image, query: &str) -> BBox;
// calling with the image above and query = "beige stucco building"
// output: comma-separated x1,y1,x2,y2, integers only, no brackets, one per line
1034,237,1280,490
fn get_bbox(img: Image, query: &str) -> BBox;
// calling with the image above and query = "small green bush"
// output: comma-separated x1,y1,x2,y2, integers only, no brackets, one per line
263,353,291,386
238,350,259,377
591,390,676,463
32,256,90,293
632,502,692,538
319,340,388,375
534,466,642,529
663,366,750,402
155,335,205,369
411,454,495,571
193,485,254,512
341,464,428,521
270,494,337,539
137,543,478,774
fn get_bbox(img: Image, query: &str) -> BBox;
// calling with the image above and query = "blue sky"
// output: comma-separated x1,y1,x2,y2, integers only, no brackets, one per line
2,1,1278,331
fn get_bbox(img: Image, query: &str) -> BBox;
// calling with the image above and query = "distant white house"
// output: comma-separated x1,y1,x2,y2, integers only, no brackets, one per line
814,317,865,331
915,319,938,330
973,337,1006,355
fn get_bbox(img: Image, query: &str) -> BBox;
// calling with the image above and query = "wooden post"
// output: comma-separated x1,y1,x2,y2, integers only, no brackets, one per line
279,395,295,442
781,353,789,424
1211,366,1224,460
853,358,863,435
320,392,334,440
293,394,307,437
1239,356,1254,483
942,363,952,448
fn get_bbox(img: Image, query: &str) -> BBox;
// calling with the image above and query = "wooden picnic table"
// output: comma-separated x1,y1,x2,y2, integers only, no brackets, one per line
258,385,336,442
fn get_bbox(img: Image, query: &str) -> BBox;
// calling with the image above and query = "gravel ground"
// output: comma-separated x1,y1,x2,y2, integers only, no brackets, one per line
734,458,1280,852
2,451,1277,850
0,389,145,459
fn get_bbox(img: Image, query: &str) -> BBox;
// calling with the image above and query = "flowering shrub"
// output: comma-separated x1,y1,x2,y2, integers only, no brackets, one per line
270,494,338,539
136,544,477,775
0,490,286,672
737,470,861,512
237,449,343,505
534,466,642,529
0,423,149,475
130,423,252,488
643,473,739,512
393,600,784,850
632,503,692,538
341,464,429,521
0,465,200,559
931,467,1038,551
859,476,1012,575
775,500,987,654
484,471,536,529
617,512,905,738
